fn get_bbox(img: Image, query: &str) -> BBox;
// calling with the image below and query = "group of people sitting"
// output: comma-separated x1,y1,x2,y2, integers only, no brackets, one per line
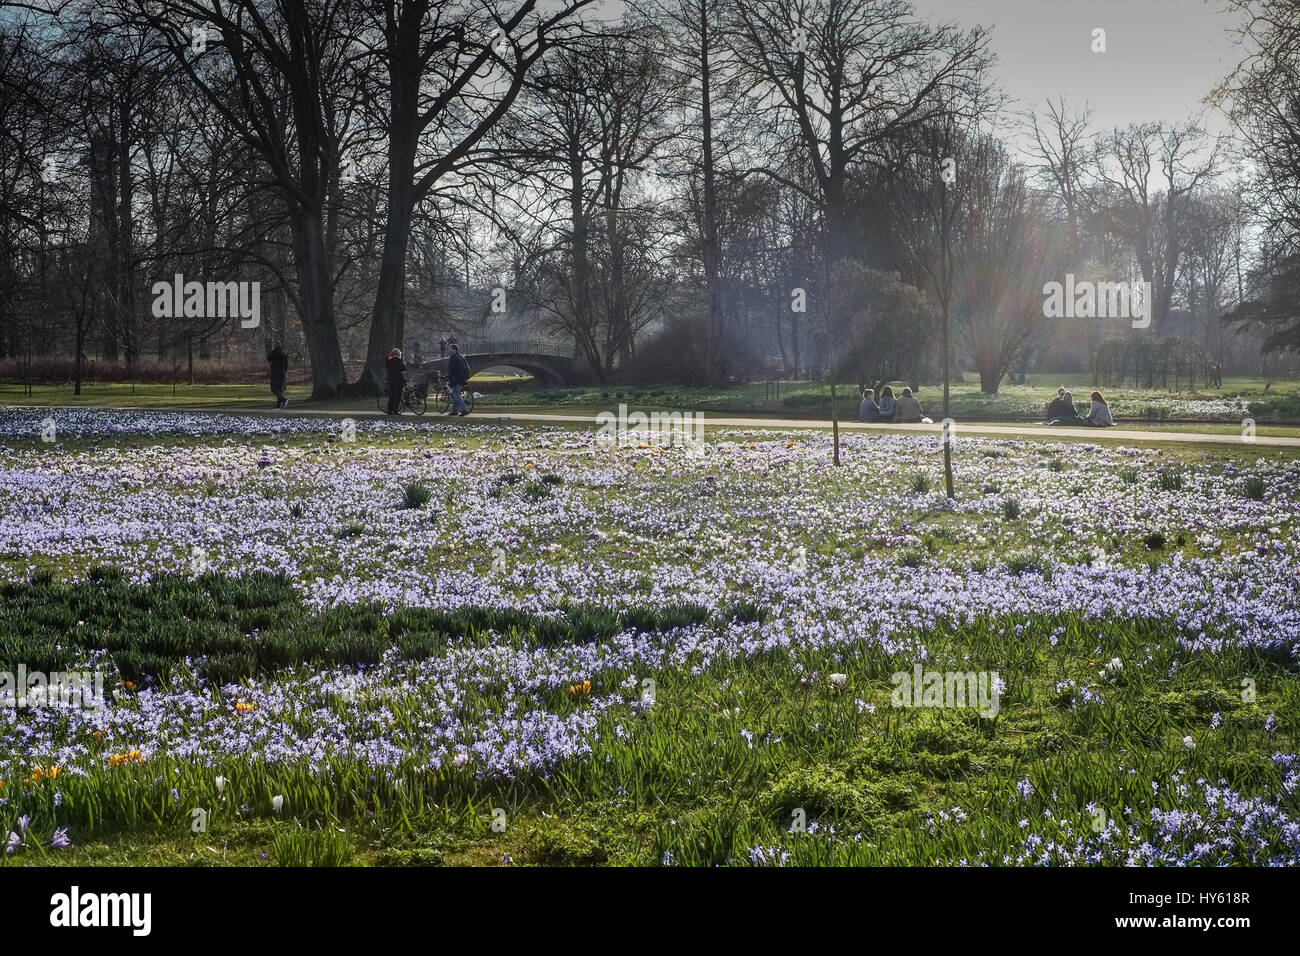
1044,387,1114,426
858,385,930,423
854,382,1115,427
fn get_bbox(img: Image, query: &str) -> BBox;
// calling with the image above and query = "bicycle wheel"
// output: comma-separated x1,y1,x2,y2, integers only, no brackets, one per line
462,390,475,414
407,390,426,416
376,379,389,413
434,388,450,414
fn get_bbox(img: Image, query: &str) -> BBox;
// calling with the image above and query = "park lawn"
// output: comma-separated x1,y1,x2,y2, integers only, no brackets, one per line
0,410,1297,866
0,382,312,408
471,374,1300,422
5,572,1296,867
0,372,520,411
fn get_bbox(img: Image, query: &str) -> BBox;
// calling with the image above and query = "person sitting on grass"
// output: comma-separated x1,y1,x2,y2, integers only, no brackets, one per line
1082,389,1114,426
1046,389,1083,425
894,387,925,423
877,385,898,422
1045,387,1068,421
858,388,881,422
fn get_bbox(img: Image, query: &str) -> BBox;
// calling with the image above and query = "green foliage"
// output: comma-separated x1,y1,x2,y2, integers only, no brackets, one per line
402,482,432,509
271,826,355,867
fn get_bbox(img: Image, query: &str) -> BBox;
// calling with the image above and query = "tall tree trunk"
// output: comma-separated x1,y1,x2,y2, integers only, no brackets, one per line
290,211,347,398
116,94,136,371
698,0,724,385
361,175,414,393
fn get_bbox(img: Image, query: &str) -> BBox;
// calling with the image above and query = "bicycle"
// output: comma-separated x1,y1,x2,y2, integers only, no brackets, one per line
432,380,475,415
375,378,427,416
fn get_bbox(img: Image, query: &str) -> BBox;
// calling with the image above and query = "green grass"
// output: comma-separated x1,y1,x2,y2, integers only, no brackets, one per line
8,374,1300,425
5,575,1294,866
2,420,1298,866
0,571,730,688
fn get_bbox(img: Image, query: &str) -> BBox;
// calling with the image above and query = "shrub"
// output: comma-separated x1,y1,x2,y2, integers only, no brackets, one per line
1244,476,1265,500
1157,467,1183,492
1004,552,1045,575
762,767,866,822
523,480,552,500
1143,530,1167,550
271,826,355,867
910,473,931,493
717,600,770,625
402,482,432,509
1120,467,1139,484
1001,497,1021,520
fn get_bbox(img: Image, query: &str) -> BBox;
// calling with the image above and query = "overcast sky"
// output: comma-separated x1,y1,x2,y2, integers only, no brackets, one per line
910,0,1244,141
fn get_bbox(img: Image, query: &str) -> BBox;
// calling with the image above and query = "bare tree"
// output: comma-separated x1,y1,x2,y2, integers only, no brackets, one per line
1094,121,1221,333
121,0,368,397
351,0,594,394
729,0,992,267
1027,97,1094,265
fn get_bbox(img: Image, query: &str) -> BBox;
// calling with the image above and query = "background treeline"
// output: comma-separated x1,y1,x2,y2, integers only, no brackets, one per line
1,0,1298,397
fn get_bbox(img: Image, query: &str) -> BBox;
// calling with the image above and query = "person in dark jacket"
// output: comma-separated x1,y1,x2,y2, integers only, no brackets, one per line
1047,389,1083,425
385,348,406,415
1045,387,1069,422
267,344,289,409
446,343,470,416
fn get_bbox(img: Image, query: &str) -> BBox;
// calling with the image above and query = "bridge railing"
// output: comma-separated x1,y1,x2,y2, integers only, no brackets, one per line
454,339,574,359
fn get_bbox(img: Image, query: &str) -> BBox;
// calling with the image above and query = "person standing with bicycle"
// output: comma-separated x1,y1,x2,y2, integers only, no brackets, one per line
446,343,470,416
385,348,406,415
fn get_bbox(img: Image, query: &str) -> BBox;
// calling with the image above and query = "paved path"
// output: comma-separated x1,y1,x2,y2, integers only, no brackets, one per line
163,405,1300,448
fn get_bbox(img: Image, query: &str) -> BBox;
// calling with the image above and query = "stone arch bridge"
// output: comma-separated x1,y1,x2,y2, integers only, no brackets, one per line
450,338,594,386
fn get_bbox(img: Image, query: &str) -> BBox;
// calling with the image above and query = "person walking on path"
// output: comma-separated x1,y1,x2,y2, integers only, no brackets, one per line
267,344,289,409
446,343,471,416
385,348,406,415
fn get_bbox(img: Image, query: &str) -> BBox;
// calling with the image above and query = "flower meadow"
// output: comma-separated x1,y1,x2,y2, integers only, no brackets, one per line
0,407,1297,866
